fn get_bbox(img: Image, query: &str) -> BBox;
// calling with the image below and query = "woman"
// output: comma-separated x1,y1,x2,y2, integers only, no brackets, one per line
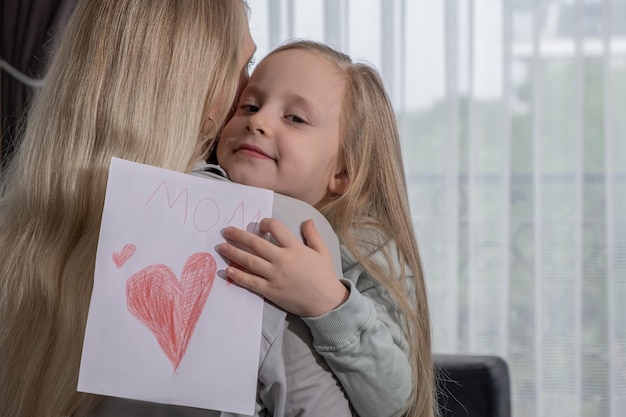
0,1,352,416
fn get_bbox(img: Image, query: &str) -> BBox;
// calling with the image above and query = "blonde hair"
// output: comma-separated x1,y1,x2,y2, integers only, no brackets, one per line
0,1,247,416
267,40,436,417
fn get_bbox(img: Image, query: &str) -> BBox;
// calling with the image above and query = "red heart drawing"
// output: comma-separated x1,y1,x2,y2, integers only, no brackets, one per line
126,252,216,372
112,244,136,268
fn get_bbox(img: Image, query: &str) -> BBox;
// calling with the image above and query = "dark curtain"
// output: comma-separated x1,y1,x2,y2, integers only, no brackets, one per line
1,0,76,165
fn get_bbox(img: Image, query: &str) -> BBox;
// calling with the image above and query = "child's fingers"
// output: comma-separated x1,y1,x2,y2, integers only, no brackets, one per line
222,226,278,260
257,218,300,248
300,219,330,255
225,264,270,296
217,241,271,277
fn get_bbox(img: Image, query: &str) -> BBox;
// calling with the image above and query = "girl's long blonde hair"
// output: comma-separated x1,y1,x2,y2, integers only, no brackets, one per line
0,1,247,416
268,40,437,417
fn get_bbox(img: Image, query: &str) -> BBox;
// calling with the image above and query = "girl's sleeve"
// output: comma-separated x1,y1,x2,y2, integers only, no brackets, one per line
301,264,412,417
255,304,356,417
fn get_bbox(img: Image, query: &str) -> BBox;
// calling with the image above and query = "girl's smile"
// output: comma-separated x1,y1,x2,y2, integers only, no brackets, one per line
235,143,276,160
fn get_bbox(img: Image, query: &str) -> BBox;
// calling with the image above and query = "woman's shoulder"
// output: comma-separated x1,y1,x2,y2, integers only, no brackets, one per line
339,222,395,272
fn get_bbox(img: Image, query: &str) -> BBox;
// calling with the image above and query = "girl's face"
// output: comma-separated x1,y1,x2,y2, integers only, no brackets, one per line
217,49,348,206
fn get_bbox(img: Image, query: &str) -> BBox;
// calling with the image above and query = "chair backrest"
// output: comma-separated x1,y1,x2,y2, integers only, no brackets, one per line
434,354,511,417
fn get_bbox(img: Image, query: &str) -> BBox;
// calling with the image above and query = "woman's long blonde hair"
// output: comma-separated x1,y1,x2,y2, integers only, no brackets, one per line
268,40,437,417
0,1,247,416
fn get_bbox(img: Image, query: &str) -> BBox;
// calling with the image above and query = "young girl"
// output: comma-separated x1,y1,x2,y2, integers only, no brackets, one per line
0,2,354,417
213,40,437,417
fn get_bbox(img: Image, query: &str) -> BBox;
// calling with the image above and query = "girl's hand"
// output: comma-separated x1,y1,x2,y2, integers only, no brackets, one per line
217,218,349,317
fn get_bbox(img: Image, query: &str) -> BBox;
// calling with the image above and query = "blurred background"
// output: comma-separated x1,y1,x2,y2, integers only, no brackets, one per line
2,1,625,417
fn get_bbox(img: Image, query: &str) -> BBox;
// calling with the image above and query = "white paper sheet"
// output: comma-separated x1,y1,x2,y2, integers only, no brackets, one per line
78,157,273,415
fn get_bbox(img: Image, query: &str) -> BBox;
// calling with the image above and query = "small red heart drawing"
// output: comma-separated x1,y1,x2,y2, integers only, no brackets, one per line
112,244,136,268
126,252,217,372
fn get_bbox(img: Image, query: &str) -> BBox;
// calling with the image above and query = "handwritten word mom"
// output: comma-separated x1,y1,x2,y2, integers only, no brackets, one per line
145,180,263,233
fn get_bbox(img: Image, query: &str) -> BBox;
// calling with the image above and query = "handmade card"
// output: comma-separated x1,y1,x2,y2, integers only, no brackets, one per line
78,157,273,415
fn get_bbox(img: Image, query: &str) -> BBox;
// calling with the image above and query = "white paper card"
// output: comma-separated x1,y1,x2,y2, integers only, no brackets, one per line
78,157,273,415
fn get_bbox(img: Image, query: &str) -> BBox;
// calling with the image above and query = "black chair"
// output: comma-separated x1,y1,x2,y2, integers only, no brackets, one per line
434,354,511,417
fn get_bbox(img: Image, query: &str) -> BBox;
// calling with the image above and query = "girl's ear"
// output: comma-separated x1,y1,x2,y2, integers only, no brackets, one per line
328,169,350,195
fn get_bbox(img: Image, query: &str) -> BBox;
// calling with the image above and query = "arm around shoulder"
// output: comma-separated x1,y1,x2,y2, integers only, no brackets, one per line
302,279,411,417
257,304,355,417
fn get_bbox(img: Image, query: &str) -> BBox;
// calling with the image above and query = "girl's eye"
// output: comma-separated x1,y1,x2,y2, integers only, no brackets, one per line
241,104,259,114
285,115,305,124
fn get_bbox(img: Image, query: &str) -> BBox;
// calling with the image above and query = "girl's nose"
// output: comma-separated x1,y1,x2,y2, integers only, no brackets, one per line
246,111,270,136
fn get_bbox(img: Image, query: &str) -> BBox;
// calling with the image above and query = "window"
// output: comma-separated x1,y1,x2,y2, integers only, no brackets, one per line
247,1,626,416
